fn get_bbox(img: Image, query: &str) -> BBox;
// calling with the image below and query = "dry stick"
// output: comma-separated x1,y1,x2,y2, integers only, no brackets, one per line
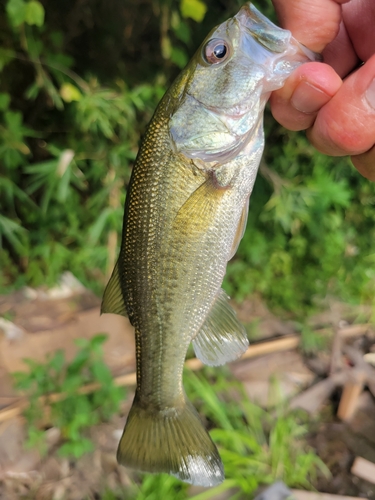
312,323,372,340
290,371,347,415
291,490,364,500
0,335,300,424
344,345,375,397
351,456,375,485
339,323,372,339
337,369,367,421
330,324,343,375
0,396,23,405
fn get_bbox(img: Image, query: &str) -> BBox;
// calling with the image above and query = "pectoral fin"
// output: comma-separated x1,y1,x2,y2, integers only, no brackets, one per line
101,261,128,317
228,199,249,261
192,289,248,366
174,179,225,237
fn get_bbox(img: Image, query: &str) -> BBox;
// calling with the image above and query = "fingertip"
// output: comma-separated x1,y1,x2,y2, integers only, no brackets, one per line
308,55,375,156
270,63,342,131
271,0,343,52
296,63,343,95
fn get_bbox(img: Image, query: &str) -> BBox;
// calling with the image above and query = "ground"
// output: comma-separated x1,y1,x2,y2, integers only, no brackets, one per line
0,277,375,499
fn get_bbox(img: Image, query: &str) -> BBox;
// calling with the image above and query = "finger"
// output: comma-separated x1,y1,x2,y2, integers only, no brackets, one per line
271,0,350,52
351,146,375,181
307,54,375,156
270,62,342,131
342,0,375,62
322,21,360,77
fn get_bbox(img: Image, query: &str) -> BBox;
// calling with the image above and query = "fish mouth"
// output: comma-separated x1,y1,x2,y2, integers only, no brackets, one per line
235,2,320,62
188,90,256,121
206,100,255,120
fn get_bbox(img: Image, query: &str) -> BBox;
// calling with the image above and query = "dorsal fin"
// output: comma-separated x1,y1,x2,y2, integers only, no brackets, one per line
101,261,127,317
192,289,248,366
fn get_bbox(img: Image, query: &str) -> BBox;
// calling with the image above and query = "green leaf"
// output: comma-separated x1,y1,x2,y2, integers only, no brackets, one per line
180,0,207,22
0,93,10,111
171,14,191,44
89,333,108,349
0,214,27,254
25,0,45,26
60,83,82,103
88,207,113,244
170,47,188,69
0,49,15,72
6,0,27,27
91,361,112,385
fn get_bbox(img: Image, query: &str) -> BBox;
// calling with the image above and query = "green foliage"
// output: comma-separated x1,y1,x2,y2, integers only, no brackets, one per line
181,0,207,22
1,0,355,495
224,117,375,316
6,0,45,28
134,474,189,500
186,369,329,495
300,324,330,355
12,338,326,496
0,0,165,293
13,334,125,458
2,0,372,316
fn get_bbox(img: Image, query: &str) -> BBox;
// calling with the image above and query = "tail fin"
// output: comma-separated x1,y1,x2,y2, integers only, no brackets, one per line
117,395,224,486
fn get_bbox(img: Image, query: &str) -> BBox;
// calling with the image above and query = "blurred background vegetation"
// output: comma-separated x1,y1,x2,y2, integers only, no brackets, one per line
1,0,375,320
1,0,375,497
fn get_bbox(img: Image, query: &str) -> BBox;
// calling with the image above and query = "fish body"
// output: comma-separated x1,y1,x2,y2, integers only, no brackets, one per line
102,3,317,487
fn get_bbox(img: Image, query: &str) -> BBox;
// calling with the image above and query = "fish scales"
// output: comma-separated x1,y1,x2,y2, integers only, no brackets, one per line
125,103,232,405
102,2,318,487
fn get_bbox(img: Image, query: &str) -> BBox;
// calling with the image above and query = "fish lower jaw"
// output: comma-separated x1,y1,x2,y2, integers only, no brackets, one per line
208,99,256,120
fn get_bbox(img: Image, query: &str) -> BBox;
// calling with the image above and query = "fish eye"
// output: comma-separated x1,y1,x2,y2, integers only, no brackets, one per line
203,39,230,65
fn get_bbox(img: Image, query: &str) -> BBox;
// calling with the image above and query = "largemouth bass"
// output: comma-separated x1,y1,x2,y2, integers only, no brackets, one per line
102,2,317,487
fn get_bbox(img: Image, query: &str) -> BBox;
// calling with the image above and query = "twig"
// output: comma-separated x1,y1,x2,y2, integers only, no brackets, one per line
339,323,372,339
310,323,372,340
1,49,90,92
185,335,300,372
337,369,366,421
351,456,375,485
344,345,375,396
329,305,342,376
289,371,347,414
291,490,364,500
0,335,300,424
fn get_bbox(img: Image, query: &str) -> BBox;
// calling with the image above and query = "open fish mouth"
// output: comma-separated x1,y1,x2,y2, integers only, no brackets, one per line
200,2,321,120
200,98,256,120
236,2,320,61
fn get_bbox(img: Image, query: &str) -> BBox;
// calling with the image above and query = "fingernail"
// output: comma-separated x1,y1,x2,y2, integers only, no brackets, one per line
365,79,375,109
291,81,331,114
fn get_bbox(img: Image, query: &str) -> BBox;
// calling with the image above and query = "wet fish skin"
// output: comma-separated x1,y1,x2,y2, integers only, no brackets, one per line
102,2,318,487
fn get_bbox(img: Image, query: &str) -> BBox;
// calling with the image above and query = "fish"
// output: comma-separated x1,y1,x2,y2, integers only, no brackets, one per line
101,2,318,487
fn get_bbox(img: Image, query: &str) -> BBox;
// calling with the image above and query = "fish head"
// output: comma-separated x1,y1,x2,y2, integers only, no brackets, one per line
169,2,319,163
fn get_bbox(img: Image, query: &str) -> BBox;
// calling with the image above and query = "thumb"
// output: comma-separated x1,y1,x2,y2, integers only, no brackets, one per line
271,0,350,52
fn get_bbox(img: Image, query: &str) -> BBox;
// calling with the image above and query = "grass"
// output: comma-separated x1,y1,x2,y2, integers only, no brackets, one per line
13,337,329,499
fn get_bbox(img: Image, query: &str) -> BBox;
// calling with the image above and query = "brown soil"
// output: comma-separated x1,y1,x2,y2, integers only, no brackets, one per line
0,284,375,499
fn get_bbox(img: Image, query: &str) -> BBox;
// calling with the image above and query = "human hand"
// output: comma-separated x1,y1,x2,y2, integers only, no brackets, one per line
269,0,375,180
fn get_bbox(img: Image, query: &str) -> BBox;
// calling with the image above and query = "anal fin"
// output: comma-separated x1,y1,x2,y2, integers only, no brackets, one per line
192,289,248,366
101,261,127,317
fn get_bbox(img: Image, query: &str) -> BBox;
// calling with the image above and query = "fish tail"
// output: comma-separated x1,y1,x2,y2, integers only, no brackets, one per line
117,393,224,486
